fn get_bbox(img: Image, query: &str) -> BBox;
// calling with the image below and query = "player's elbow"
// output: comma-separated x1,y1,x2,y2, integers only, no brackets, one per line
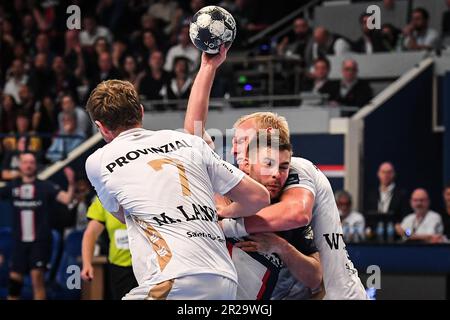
307,263,323,291
285,200,311,227
248,186,270,214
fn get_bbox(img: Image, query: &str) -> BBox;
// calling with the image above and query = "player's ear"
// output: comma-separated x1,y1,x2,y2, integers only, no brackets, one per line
241,157,250,175
95,121,114,143
140,104,144,119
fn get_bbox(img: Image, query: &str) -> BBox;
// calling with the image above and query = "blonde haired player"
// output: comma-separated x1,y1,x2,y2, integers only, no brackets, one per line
185,46,368,300
84,80,269,299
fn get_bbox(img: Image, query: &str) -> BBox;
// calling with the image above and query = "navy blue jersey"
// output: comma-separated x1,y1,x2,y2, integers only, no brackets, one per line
0,178,61,242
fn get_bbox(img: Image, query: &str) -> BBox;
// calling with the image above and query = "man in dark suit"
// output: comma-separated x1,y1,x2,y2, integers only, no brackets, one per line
353,13,388,54
365,162,410,223
336,59,373,116
301,57,339,103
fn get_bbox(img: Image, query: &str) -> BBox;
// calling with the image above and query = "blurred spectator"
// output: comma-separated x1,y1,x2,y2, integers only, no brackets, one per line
130,13,165,55
32,95,58,150
121,55,144,89
63,30,86,81
335,59,373,116
33,33,54,65
148,0,179,32
353,13,388,54
232,0,268,47
57,94,92,138
160,57,193,109
48,56,78,103
46,112,85,163
96,0,126,34
383,0,395,10
138,51,169,104
442,0,450,38
0,153,75,300
3,59,29,104
17,84,35,117
21,13,38,50
304,27,351,68
79,15,113,48
90,52,121,90
442,183,450,239
365,162,409,222
403,8,439,51
396,188,444,243
381,23,401,52
301,57,338,103
336,190,365,242
276,18,312,61
0,94,18,134
67,178,93,232
138,30,160,68
0,21,15,85
28,53,51,101
164,25,200,73
111,39,129,71
2,110,42,155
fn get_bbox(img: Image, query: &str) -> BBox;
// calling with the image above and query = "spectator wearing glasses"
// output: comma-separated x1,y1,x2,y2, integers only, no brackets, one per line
396,189,444,243
335,59,373,116
336,190,365,242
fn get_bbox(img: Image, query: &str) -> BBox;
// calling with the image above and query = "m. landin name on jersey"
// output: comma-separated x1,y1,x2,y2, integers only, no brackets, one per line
152,203,218,227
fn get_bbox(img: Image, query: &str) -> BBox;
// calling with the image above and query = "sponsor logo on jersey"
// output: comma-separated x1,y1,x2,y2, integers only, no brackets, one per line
106,139,193,173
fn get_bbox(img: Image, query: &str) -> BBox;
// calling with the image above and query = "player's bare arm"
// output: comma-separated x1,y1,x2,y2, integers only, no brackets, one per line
237,232,322,290
239,187,314,233
184,45,228,146
56,167,76,205
81,219,105,281
223,176,270,218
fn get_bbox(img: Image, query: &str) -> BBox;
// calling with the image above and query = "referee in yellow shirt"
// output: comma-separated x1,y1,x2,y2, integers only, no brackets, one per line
81,197,137,299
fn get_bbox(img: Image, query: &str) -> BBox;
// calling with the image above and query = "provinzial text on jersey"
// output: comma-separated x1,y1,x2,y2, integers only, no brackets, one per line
106,139,192,173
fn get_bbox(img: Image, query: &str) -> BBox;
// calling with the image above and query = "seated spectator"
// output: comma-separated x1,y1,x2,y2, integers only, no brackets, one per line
32,95,58,150
353,13,388,54
46,112,85,163
90,52,122,91
336,190,365,242
3,59,29,104
79,15,113,48
57,94,92,138
164,25,200,73
442,183,450,240
301,57,339,104
121,55,144,89
138,51,170,107
335,59,373,116
304,27,351,68
138,30,160,68
48,56,78,102
396,189,444,243
63,30,86,81
160,57,193,109
403,8,439,51
277,18,312,61
365,162,409,222
381,23,401,52
28,53,51,101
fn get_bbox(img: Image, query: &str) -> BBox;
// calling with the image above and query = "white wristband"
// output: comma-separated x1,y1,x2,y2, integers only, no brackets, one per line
221,218,248,238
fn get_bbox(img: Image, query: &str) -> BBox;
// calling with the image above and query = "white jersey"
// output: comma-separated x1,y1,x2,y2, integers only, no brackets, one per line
284,157,367,300
86,128,244,288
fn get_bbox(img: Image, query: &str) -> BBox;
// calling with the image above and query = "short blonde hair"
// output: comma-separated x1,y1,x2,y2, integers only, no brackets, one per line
86,80,142,131
234,112,290,145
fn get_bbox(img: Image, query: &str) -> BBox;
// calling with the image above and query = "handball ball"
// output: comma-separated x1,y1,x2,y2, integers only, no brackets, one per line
189,6,237,54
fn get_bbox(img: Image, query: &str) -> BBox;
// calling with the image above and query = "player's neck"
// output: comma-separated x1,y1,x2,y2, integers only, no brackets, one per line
22,175,36,183
111,124,143,140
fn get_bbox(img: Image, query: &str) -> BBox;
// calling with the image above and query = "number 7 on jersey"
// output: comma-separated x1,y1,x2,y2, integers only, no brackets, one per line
148,158,192,196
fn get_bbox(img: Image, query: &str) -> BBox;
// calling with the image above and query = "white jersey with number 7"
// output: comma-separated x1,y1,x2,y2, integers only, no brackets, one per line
85,128,244,287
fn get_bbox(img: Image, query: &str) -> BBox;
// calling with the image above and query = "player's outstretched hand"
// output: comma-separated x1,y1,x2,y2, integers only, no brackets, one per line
236,233,284,255
201,44,229,70
63,167,76,184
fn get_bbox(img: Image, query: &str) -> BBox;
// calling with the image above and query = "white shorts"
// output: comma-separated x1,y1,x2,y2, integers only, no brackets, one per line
122,273,237,300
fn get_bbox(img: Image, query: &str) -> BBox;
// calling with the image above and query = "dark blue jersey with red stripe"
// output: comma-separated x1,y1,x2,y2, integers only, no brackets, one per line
0,178,61,242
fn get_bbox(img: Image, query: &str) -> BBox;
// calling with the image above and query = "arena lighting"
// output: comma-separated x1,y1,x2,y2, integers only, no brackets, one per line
243,84,253,91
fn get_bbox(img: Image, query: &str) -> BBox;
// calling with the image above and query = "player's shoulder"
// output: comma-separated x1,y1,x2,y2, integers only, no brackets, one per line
289,157,319,176
155,129,204,146
85,147,106,179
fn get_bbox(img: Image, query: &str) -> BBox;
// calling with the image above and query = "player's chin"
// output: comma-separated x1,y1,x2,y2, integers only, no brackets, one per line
266,186,281,199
